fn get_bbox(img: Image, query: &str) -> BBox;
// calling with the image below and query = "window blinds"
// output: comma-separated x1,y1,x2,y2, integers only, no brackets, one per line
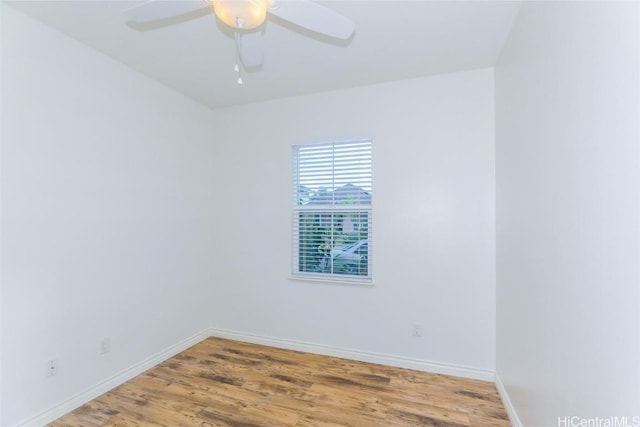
292,140,372,281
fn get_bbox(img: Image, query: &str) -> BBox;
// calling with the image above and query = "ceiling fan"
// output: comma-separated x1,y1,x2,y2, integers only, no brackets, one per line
124,0,355,81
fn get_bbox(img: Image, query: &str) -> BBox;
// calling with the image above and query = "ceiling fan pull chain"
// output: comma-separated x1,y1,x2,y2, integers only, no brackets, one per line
234,62,242,85
235,18,244,84
234,29,243,85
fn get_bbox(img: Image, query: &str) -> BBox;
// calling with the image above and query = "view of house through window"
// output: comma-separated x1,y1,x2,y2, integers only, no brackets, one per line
292,140,372,281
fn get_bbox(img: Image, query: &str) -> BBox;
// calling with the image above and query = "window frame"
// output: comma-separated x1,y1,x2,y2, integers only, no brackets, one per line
291,139,373,285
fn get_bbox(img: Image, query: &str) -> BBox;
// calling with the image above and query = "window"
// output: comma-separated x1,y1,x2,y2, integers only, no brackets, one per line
292,140,372,282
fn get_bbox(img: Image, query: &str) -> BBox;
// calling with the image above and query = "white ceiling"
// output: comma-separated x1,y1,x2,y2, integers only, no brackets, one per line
8,0,522,109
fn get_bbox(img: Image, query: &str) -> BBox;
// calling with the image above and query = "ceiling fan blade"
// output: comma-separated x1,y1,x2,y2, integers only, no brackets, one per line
268,0,355,40
124,0,210,23
236,31,264,68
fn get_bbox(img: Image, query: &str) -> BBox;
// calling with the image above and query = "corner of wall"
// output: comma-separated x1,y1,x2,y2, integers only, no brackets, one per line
495,374,523,427
0,2,4,424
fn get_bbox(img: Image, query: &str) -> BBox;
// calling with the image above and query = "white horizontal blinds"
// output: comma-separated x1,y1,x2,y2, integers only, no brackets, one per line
292,140,372,280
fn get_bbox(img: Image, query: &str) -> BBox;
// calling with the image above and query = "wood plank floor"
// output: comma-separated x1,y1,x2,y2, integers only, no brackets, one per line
49,337,510,427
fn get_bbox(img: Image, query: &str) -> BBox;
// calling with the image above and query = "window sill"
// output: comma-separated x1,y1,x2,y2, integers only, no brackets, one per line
288,275,374,287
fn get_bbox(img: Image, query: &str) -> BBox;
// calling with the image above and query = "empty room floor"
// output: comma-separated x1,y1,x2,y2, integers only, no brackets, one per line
49,337,510,426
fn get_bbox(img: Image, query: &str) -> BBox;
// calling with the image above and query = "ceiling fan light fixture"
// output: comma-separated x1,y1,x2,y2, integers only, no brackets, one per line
212,0,268,30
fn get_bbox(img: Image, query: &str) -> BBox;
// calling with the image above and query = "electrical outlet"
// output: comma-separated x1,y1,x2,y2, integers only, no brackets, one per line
412,324,422,338
46,359,58,378
100,338,111,355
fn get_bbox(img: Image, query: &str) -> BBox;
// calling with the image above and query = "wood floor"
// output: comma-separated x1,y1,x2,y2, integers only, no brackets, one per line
49,337,510,427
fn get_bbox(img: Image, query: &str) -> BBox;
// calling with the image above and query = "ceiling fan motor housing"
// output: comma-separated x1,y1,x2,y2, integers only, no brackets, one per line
211,0,269,30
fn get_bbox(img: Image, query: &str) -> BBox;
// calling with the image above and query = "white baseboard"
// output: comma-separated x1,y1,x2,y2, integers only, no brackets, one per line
17,328,212,427
18,327,497,427
209,327,495,382
495,373,523,427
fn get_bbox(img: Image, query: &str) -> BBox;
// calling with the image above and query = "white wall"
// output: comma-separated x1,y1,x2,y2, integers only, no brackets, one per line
0,4,4,424
1,5,216,425
495,2,640,425
207,69,497,374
